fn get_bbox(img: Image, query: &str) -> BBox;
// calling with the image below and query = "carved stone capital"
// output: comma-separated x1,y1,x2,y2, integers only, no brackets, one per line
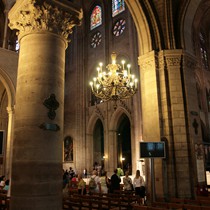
7,106,15,114
165,57,181,67
138,51,157,72
8,0,83,41
139,59,155,72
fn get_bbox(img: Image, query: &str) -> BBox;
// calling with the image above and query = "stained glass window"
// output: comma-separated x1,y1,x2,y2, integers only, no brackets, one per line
113,19,126,36
199,32,209,70
112,0,125,17
90,5,102,30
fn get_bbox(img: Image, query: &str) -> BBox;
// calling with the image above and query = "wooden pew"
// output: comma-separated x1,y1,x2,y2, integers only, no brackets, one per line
183,204,201,210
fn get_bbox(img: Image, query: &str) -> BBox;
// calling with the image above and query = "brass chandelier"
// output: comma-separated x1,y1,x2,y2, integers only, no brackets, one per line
89,52,138,104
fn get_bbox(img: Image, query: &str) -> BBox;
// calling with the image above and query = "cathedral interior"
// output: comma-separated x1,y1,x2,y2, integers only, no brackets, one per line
0,0,210,209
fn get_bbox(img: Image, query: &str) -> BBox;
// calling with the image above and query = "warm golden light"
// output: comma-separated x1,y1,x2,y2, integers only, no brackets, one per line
89,52,138,104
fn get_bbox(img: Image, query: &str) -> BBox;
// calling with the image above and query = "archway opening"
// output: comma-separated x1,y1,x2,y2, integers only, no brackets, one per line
117,114,131,174
93,119,104,173
0,80,8,175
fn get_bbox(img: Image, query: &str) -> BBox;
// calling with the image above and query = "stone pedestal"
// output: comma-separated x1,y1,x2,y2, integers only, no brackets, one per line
8,1,82,209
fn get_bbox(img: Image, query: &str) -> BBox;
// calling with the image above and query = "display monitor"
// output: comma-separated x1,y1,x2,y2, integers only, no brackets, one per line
140,142,165,158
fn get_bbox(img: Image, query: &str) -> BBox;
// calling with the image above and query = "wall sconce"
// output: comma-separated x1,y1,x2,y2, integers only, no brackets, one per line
121,157,125,161
103,155,108,159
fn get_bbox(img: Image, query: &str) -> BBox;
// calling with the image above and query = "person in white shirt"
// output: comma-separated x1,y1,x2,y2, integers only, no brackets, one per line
133,170,145,204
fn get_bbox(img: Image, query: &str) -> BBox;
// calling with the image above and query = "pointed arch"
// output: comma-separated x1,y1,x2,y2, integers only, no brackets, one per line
181,0,202,55
86,111,104,172
87,111,104,135
125,0,152,55
109,106,131,131
0,67,15,108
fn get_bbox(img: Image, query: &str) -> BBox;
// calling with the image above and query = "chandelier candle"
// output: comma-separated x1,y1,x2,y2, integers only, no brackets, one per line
89,52,138,103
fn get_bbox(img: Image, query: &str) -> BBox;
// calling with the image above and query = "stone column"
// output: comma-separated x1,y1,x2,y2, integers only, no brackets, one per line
5,106,15,179
8,1,82,210
107,130,117,177
164,50,192,198
86,133,93,172
182,53,203,194
139,51,161,140
139,51,163,200
3,9,9,49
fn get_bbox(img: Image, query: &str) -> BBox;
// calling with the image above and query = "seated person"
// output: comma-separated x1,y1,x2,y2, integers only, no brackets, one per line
3,180,9,191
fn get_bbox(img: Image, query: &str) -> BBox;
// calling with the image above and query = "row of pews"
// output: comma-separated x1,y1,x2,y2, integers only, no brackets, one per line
63,190,140,210
0,190,9,210
132,196,210,210
63,189,210,210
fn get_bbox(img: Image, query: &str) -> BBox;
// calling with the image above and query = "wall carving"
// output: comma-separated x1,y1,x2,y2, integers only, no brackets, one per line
165,57,181,66
95,106,104,120
9,0,83,41
119,100,131,114
138,52,158,72
139,59,156,72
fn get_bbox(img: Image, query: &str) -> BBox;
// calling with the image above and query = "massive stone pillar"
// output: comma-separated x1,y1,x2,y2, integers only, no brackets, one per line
164,50,192,198
158,50,199,198
8,1,82,209
139,51,163,200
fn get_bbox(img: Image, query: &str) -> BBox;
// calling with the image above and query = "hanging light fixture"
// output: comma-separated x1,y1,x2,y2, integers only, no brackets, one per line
89,52,138,107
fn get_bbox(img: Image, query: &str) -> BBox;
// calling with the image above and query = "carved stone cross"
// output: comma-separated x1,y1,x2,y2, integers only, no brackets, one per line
43,94,59,120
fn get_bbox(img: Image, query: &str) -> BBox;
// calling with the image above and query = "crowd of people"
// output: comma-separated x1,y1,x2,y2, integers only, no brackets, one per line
62,167,146,205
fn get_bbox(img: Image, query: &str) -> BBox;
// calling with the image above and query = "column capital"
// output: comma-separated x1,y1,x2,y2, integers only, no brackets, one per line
138,51,158,72
7,106,15,114
8,0,83,41
163,49,183,67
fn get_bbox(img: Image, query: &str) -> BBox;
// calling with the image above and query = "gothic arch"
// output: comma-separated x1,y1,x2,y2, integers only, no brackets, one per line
86,111,104,172
181,0,202,55
0,67,15,108
0,67,15,176
125,0,152,55
109,106,131,131
87,111,104,135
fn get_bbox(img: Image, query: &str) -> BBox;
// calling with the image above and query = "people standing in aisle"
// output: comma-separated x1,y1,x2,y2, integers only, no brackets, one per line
89,170,101,194
77,173,86,195
83,168,88,178
123,171,133,191
133,170,145,205
110,169,121,193
100,171,109,193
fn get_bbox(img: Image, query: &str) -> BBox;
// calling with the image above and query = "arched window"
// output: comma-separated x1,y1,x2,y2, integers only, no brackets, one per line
93,119,104,170
90,5,102,30
117,114,131,174
112,0,125,17
199,32,209,70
